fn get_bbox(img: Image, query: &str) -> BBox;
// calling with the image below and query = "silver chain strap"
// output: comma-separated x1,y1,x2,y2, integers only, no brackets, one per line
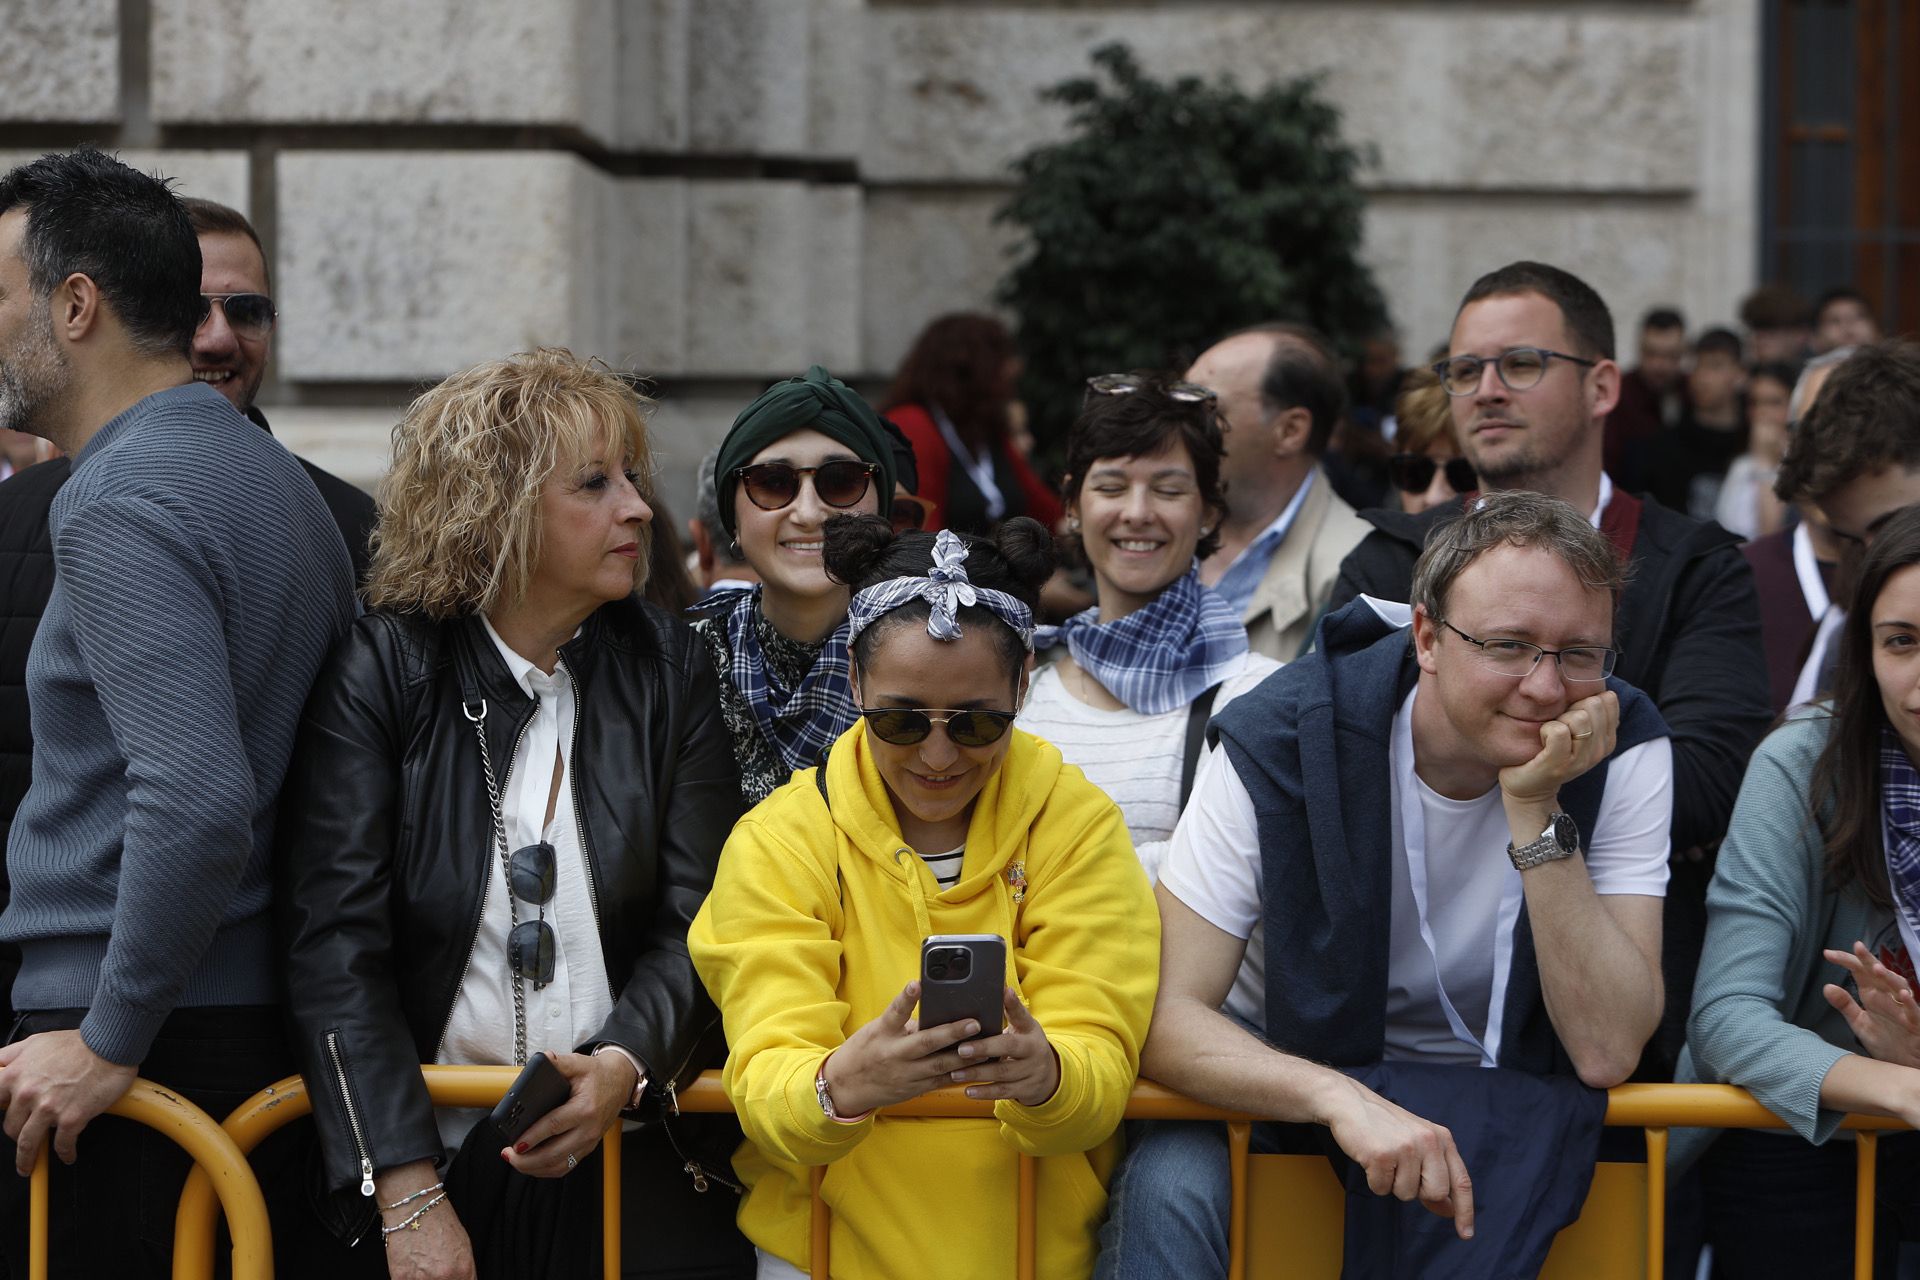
463,699,528,1066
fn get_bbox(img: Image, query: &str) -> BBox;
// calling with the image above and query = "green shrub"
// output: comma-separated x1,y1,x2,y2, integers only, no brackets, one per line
996,42,1389,468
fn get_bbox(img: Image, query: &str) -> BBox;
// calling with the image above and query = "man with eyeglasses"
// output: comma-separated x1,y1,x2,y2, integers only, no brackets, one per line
0,150,354,1277
1330,261,1769,1081
1100,492,1669,1278
1184,322,1371,662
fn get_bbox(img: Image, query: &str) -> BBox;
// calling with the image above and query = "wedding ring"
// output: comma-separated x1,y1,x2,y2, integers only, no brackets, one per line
565,1152,577,1171
1573,730,1593,740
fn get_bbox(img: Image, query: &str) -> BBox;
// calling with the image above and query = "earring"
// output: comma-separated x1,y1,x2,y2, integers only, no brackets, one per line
727,538,743,560
1068,517,1081,532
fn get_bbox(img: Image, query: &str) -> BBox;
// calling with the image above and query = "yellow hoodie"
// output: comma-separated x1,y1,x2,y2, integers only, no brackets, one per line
690,723,1158,1279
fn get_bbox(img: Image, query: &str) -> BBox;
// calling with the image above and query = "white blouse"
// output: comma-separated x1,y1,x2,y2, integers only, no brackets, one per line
433,618,615,1155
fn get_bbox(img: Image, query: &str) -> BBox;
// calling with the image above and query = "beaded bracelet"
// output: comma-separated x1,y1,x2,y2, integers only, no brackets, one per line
381,1191,448,1243
381,1181,444,1212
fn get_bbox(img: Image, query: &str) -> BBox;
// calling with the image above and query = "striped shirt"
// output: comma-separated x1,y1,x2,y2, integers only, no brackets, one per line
919,844,966,890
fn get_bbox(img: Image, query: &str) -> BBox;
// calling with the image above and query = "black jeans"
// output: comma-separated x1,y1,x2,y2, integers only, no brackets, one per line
1701,1128,1920,1279
0,1005,331,1280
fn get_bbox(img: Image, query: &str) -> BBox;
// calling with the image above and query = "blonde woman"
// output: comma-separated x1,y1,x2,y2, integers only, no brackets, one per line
275,350,748,1279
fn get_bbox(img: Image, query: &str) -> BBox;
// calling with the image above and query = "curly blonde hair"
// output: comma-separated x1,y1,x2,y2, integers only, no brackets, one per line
366,348,656,619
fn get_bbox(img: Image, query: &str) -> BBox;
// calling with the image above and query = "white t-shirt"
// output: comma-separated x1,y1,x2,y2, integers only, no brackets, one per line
1159,686,1672,1060
1017,650,1281,880
435,618,616,1155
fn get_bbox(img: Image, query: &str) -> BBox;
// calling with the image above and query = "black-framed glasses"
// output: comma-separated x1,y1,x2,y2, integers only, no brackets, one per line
1388,453,1477,496
1437,619,1617,682
506,841,557,988
859,706,1018,748
734,460,877,512
1084,373,1219,407
1430,348,1595,397
197,293,276,340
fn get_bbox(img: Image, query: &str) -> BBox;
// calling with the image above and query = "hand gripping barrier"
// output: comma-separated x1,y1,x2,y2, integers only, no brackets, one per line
16,1077,272,1280
173,1071,1912,1280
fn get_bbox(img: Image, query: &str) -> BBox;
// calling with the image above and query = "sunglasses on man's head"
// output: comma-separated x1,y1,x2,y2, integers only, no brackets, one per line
1388,453,1476,496
859,706,1018,748
506,841,557,988
197,293,276,340
734,460,877,512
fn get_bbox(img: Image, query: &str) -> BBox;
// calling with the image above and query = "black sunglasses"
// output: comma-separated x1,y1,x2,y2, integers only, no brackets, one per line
506,841,557,988
734,460,876,512
198,292,277,339
859,706,1018,748
1388,453,1476,496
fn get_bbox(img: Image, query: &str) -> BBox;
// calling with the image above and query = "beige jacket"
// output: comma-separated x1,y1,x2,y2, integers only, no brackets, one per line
1241,469,1371,661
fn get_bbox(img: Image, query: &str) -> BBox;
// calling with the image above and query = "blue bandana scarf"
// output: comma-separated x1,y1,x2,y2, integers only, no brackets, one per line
691,586,856,773
1880,729,1920,933
1036,564,1249,715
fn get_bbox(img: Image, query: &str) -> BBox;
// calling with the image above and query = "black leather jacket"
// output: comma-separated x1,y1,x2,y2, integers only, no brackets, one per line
274,598,742,1203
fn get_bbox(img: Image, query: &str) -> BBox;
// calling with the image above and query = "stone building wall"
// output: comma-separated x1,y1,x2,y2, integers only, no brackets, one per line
0,0,1760,502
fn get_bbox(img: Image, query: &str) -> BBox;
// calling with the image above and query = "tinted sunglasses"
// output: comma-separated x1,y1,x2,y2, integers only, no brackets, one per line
198,292,277,340
859,706,1018,748
890,494,933,533
1387,453,1476,496
1084,372,1218,407
506,841,557,988
734,460,877,512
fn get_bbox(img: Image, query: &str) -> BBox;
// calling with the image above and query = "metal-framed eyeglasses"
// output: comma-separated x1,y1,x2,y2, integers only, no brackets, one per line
858,706,1018,748
197,293,277,340
1430,348,1595,397
1436,619,1617,682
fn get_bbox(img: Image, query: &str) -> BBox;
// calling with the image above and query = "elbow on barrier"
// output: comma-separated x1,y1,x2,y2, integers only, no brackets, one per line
22,1070,1901,1280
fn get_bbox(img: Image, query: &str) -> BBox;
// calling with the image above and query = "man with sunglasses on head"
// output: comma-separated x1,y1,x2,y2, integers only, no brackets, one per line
0,149,355,1278
1185,322,1372,662
1329,261,1769,1082
1102,492,1670,1278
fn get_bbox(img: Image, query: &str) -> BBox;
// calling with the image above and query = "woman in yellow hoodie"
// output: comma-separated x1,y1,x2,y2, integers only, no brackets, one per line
690,513,1159,1279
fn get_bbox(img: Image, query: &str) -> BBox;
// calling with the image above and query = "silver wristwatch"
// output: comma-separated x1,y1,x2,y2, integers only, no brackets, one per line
1507,811,1580,871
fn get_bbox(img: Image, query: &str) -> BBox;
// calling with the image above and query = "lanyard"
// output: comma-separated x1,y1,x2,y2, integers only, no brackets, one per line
1793,521,1831,620
1393,702,1523,1068
932,404,1006,521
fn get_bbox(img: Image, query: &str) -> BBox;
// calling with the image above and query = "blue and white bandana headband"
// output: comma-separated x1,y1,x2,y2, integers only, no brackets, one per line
1035,563,1249,715
845,529,1035,650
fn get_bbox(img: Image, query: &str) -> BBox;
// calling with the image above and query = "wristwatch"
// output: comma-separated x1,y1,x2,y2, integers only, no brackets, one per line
1508,811,1580,871
816,1059,846,1119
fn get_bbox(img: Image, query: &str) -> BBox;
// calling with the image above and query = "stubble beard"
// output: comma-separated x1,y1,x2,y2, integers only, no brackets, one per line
0,306,68,440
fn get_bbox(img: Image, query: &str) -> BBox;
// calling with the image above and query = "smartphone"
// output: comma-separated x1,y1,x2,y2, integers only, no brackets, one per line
488,1051,572,1143
919,934,1007,1044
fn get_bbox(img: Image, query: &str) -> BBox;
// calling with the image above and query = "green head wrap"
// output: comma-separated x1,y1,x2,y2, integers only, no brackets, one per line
715,365,897,539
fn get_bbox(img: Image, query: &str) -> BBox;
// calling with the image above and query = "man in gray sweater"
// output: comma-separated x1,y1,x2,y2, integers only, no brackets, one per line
0,150,354,1275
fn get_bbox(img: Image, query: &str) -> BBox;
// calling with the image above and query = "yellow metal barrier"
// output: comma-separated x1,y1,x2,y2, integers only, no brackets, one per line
174,1066,625,1280
16,1077,273,1280
172,1070,1913,1280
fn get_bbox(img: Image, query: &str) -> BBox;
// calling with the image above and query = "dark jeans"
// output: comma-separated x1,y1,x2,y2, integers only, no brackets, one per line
0,1005,332,1280
1701,1128,1920,1279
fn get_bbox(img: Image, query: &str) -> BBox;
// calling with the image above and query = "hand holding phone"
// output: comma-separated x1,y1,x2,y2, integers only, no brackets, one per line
918,934,1007,1042
489,1052,571,1143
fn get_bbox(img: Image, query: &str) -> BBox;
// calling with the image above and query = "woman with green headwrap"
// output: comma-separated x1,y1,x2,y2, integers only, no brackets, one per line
689,366,897,806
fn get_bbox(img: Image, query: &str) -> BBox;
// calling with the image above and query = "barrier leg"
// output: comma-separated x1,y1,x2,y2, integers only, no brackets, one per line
1856,1131,1878,1280
1017,1154,1038,1280
1226,1121,1250,1280
602,1120,623,1280
1644,1127,1666,1280
809,1165,829,1279
28,1146,48,1280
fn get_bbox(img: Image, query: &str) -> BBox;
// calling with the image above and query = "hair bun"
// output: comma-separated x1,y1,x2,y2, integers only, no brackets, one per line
992,516,1057,592
822,513,897,588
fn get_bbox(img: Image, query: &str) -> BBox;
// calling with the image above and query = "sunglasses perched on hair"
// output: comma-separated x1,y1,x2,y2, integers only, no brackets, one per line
1084,373,1219,407
197,293,277,340
859,706,1018,748
734,460,877,512
1388,453,1477,496
506,841,557,988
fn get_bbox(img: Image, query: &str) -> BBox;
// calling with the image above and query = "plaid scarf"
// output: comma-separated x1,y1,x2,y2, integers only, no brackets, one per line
691,586,855,774
1037,564,1249,715
1881,729,1920,935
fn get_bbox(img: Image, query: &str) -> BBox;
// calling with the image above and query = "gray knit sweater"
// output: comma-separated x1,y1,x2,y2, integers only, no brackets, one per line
0,382,354,1064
